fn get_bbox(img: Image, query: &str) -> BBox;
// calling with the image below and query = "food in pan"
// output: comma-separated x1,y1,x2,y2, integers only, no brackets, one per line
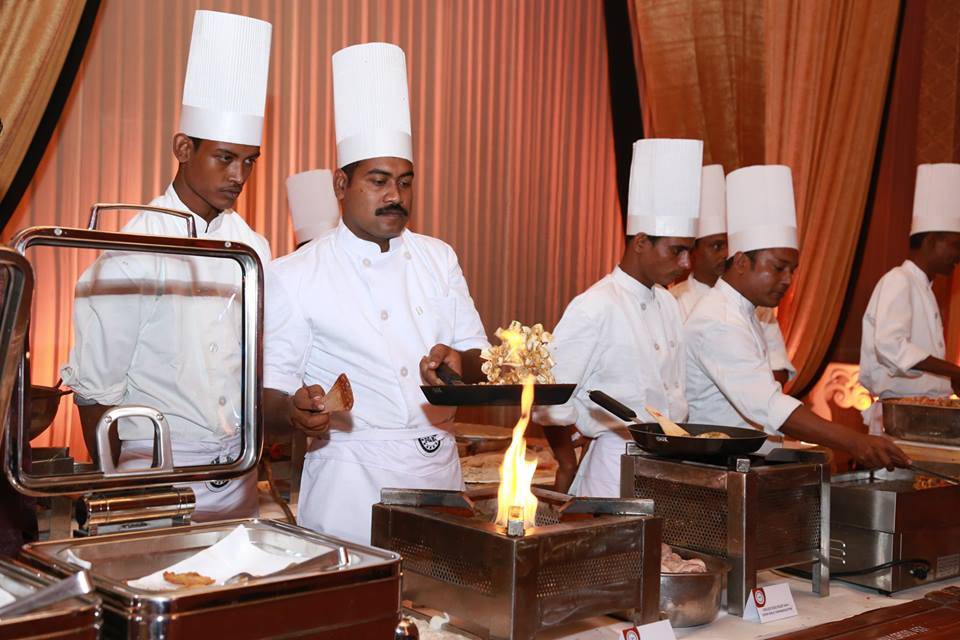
481,321,555,384
320,373,354,413
696,431,731,439
913,475,953,491
660,544,707,574
162,570,215,587
885,396,960,409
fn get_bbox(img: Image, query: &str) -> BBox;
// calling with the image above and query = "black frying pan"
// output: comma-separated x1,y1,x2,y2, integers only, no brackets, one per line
589,390,768,459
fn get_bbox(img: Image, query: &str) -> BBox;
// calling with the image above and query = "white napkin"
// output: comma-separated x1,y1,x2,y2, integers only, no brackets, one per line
127,525,328,591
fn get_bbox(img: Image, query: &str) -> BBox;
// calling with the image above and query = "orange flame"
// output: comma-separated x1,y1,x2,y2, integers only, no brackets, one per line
496,376,539,528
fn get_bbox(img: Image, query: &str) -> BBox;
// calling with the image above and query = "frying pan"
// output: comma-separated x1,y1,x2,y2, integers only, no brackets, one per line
589,390,768,459
420,363,575,406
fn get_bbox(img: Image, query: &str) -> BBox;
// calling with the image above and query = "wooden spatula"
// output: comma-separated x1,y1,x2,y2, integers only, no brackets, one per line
644,405,691,437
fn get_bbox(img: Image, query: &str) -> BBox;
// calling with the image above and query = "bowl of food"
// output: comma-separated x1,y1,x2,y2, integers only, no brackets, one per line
659,545,729,627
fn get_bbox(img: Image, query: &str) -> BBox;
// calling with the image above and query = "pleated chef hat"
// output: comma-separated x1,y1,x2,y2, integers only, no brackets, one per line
697,164,726,238
626,138,703,237
911,163,960,235
286,169,340,245
726,165,798,254
179,10,272,146
333,43,412,168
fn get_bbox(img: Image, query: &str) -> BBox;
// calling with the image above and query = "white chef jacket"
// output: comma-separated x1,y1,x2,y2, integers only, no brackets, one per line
672,273,796,377
62,184,272,443
685,279,802,435
534,267,688,434
264,221,490,435
859,259,952,400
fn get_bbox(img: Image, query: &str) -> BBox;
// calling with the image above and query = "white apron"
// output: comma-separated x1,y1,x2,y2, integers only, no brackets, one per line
297,431,462,545
569,430,631,498
117,435,258,523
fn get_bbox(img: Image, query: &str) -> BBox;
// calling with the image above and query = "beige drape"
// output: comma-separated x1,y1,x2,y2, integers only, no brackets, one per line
633,0,900,391
0,0,88,200
9,0,623,453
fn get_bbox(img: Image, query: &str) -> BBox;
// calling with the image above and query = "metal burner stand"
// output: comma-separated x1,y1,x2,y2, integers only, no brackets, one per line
622,445,830,616
371,487,662,640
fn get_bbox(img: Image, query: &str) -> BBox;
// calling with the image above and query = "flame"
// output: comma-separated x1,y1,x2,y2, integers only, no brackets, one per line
496,376,539,528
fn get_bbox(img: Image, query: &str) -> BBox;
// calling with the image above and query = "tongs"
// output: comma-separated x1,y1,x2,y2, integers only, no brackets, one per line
224,545,350,585
908,463,960,485
0,571,94,619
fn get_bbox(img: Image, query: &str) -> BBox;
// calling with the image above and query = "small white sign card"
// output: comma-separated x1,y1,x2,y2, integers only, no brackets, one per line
618,620,676,640
743,583,798,623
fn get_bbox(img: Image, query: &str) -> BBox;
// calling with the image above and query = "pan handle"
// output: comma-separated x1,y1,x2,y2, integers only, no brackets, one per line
588,390,638,422
436,363,464,385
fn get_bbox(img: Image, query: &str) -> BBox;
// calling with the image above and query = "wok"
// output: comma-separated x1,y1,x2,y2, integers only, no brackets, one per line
29,380,71,437
589,390,767,459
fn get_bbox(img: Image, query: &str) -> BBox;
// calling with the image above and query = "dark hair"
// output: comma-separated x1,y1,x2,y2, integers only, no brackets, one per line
188,136,203,150
341,161,360,185
724,249,759,271
909,232,928,250
625,234,662,245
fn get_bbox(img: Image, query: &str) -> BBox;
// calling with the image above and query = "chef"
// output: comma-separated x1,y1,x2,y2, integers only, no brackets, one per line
286,168,340,249
533,138,701,496
262,43,490,544
860,163,960,433
671,164,795,385
61,10,273,521
685,165,911,469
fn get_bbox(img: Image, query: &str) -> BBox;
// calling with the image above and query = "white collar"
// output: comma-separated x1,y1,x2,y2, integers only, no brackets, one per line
902,259,933,289
613,266,656,303
687,272,712,293
715,277,757,316
163,184,229,235
335,220,406,259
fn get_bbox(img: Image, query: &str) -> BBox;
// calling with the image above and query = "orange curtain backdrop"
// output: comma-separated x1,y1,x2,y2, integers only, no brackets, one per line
767,0,901,391
8,0,623,452
0,1,88,200
630,0,766,170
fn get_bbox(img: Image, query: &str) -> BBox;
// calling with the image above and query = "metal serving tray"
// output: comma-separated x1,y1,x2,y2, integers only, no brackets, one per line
20,519,401,639
883,399,960,447
0,559,100,639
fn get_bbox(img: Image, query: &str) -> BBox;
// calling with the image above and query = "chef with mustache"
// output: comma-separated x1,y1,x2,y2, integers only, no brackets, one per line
533,138,701,496
671,164,795,385
859,163,960,434
62,10,273,521
262,43,489,544
684,165,911,469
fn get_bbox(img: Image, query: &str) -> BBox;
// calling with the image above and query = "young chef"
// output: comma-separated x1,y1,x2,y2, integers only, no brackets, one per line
262,43,490,544
684,165,911,469
61,10,273,521
286,168,340,249
671,164,795,385
860,163,960,433
532,138,701,496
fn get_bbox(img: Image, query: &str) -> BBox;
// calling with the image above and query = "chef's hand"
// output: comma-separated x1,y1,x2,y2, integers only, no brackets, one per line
290,384,330,436
420,343,462,385
849,433,911,471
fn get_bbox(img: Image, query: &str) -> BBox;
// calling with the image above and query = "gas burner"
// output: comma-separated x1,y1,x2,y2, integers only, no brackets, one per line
371,487,662,640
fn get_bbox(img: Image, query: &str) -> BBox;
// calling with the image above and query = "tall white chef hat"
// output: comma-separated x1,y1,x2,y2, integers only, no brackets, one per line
911,163,960,235
179,10,272,147
726,165,798,254
286,169,340,245
332,43,412,168
697,164,726,238
626,138,703,237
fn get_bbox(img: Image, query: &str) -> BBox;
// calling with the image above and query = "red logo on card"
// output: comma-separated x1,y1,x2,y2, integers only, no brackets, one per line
620,628,640,640
753,587,767,608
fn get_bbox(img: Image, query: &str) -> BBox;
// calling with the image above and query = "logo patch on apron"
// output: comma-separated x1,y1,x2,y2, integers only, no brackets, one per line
205,455,231,493
417,435,443,457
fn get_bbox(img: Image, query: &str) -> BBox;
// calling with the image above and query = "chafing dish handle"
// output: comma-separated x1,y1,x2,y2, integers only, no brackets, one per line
0,571,93,619
96,406,175,476
88,203,198,238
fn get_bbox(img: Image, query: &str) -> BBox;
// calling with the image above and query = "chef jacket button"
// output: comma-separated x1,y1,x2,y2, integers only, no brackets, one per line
669,340,676,348
938,341,944,348
654,343,660,351
404,252,412,260
400,367,408,377
209,342,219,353
363,258,372,267
641,303,647,311
415,306,423,315
663,383,669,390
380,310,389,321
674,382,680,389
218,396,227,406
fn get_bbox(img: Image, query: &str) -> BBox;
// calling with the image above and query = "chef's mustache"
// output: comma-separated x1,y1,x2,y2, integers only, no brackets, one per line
376,204,409,217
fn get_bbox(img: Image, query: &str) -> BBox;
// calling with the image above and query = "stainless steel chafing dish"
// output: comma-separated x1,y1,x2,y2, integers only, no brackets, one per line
883,398,960,447
21,519,401,639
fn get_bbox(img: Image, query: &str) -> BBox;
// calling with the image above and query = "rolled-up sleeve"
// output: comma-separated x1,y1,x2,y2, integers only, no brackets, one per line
532,301,599,427
757,307,796,379
445,247,489,352
60,252,149,405
691,320,801,434
871,274,928,377
263,267,312,395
